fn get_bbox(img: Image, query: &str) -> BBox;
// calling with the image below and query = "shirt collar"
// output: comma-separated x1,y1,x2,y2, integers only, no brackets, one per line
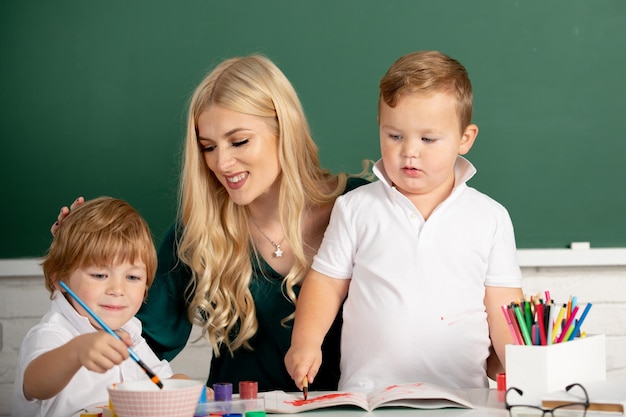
51,289,99,334
373,155,477,191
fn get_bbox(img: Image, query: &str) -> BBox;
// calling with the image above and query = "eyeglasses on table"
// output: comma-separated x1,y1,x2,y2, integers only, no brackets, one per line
505,382,590,417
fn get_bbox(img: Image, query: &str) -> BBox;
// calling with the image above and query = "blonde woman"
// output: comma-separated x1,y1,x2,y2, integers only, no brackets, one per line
53,55,369,392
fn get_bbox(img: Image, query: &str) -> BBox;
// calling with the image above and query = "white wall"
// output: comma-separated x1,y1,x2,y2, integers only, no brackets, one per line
1,258,625,416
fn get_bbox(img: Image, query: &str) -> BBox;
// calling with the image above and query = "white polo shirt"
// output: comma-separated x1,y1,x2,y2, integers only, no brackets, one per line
312,157,522,391
12,291,173,417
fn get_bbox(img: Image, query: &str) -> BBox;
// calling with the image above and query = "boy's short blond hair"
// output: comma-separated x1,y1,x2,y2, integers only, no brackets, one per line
379,50,473,131
41,197,157,298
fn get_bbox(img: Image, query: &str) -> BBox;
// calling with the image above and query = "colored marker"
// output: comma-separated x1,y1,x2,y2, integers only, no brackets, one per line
552,304,567,344
556,305,579,343
566,296,572,320
568,303,592,341
59,281,163,389
536,302,547,345
524,301,533,331
514,304,532,345
545,300,554,345
501,305,521,345
507,304,524,345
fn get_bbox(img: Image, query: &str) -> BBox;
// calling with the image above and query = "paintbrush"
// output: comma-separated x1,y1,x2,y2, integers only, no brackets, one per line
59,281,163,389
302,376,308,400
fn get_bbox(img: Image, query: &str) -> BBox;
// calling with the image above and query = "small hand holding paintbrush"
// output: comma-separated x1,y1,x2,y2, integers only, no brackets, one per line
59,281,163,389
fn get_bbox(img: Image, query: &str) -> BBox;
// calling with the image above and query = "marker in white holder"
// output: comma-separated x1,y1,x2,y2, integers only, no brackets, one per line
569,242,591,250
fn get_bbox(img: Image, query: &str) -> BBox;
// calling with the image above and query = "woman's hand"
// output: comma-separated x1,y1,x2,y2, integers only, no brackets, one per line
50,196,84,235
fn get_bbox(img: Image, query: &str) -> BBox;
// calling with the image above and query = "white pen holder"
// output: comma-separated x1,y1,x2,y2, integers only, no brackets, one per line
505,334,606,405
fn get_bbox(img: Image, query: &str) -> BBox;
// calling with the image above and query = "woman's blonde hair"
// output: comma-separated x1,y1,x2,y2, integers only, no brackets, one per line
379,50,474,131
179,55,348,355
41,197,157,297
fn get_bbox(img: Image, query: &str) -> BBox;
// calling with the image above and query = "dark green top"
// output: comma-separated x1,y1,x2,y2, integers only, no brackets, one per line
137,177,369,392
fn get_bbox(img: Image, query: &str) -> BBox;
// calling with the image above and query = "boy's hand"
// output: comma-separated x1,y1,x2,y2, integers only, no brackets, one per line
51,196,84,235
284,343,322,390
72,331,131,373
23,329,133,400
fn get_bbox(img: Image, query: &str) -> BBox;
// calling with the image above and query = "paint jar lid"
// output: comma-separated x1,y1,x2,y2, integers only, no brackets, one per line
239,380,258,399
245,412,266,417
497,373,507,391
213,382,233,401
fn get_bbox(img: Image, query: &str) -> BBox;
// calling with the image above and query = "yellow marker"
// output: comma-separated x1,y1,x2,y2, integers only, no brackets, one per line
552,303,566,343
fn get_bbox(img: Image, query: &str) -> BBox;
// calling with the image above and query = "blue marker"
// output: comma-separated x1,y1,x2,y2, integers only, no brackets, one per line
568,302,592,341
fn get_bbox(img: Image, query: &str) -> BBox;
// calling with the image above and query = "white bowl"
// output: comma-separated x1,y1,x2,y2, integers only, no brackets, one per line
108,379,205,417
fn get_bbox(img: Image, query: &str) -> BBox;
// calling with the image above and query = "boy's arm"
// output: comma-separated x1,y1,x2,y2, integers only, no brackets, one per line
23,331,130,400
285,269,350,390
484,286,524,379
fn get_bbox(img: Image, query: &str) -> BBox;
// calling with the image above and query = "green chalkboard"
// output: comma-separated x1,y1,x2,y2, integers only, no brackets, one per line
2,1,625,258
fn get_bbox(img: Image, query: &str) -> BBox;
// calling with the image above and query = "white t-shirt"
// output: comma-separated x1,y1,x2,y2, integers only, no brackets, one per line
312,157,522,391
12,291,173,417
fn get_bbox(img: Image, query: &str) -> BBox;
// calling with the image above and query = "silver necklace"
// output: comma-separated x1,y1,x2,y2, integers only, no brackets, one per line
251,220,285,258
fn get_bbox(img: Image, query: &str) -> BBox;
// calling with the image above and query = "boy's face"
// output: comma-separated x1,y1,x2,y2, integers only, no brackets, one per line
63,261,148,330
379,92,477,206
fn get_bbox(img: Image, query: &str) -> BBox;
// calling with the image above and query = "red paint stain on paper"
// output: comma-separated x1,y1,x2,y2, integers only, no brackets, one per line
286,393,352,406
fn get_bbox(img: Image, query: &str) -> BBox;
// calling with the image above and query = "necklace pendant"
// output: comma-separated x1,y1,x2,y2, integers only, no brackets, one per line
274,244,283,258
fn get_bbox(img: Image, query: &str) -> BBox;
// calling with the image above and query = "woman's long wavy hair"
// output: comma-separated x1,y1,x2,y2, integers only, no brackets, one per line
179,55,348,356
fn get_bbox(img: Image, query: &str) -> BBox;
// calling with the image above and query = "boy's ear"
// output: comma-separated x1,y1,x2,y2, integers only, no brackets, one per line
458,123,478,155
53,278,65,292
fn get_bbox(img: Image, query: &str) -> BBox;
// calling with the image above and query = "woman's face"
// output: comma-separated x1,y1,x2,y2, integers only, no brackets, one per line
196,104,282,206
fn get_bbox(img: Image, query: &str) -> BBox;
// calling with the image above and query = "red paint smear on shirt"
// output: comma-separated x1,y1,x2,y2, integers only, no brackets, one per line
286,392,352,406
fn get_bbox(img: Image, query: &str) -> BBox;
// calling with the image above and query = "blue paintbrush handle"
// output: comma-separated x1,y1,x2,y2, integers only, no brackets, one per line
58,281,162,387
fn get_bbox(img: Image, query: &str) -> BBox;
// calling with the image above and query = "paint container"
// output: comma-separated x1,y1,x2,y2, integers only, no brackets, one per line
214,382,233,402
239,381,258,399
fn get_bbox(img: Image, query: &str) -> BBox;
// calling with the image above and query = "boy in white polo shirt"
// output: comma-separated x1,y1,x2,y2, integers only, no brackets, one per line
285,50,524,392
12,197,186,417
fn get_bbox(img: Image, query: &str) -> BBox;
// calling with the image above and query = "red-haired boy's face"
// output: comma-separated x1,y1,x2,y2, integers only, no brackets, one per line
64,261,148,330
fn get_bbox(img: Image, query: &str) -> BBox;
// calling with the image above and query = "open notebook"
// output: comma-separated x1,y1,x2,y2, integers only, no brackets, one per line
262,382,473,413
